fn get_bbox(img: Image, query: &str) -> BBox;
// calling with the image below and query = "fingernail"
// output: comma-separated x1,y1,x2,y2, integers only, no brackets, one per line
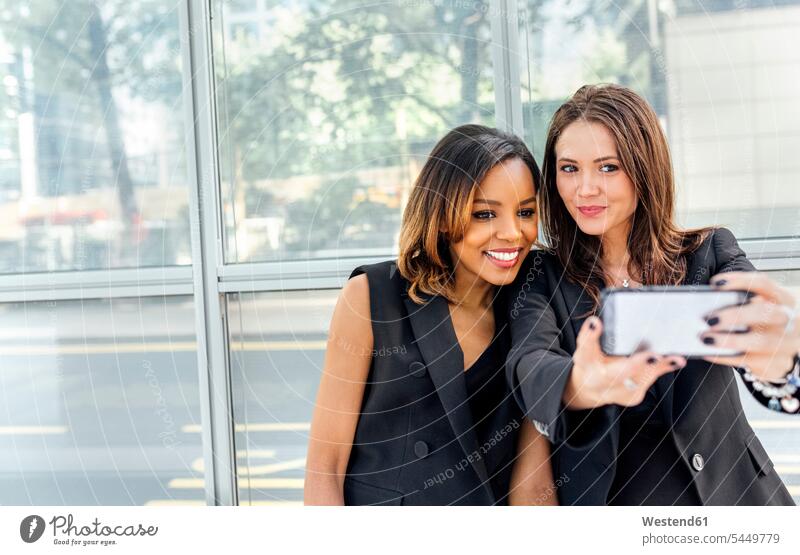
670,359,680,367
647,356,657,364
588,319,596,330
712,279,727,287
702,336,715,345
705,316,720,326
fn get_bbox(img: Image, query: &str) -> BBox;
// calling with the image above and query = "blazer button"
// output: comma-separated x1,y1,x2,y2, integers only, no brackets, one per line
408,361,427,378
691,453,705,471
414,440,429,459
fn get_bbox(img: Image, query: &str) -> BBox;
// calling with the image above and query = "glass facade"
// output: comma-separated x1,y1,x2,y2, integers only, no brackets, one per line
213,0,496,263
519,0,800,239
0,1,191,273
0,0,797,505
0,296,201,505
227,289,336,505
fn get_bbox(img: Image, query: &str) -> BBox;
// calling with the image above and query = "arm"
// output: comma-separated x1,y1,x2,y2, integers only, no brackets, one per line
505,257,597,446
304,274,373,505
701,228,800,414
508,419,557,505
505,256,681,447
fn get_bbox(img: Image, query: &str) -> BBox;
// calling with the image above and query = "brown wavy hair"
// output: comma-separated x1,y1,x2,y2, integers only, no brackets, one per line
398,124,541,304
540,84,713,311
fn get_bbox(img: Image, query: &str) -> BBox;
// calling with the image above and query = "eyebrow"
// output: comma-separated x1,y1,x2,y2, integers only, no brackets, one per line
473,196,537,206
558,156,619,163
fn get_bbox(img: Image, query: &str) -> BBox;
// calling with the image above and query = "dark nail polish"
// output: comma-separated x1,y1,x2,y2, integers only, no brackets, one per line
647,356,657,364
706,316,720,326
702,336,715,345
670,359,681,367
712,279,727,287
588,320,596,330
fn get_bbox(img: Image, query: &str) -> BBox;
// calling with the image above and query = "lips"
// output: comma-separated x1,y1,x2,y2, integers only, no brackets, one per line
483,247,523,268
578,206,606,217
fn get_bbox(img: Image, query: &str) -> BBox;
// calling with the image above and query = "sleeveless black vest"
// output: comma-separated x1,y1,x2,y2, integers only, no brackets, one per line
343,260,521,505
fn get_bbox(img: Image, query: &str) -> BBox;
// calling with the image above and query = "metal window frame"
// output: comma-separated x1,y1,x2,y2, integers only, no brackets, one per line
1,0,799,508
491,0,524,136
180,0,238,506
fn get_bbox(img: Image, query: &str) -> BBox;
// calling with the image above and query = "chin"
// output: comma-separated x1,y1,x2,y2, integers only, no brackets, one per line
478,266,520,286
575,219,609,237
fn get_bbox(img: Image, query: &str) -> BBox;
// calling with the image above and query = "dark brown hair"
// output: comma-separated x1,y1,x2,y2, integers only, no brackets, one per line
398,124,541,304
540,83,713,310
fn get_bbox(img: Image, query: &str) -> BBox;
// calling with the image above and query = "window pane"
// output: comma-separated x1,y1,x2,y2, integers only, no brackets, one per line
227,289,336,505
0,296,202,505
520,0,800,240
213,1,496,263
0,1,191,273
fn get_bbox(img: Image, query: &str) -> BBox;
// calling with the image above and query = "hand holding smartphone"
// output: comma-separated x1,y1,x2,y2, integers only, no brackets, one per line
599,285,752,357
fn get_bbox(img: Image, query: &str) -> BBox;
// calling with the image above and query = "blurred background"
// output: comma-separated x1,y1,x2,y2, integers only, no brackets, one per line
0,0,798,505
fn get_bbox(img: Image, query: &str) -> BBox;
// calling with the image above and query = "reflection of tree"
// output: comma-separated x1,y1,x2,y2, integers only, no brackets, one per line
1,0,184,262
283,176,396,254
220,1,505,185
86,1,136,223
560,0,668,113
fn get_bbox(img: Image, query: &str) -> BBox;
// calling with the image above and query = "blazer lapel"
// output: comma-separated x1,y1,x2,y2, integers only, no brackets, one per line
403,293,495,504
560,277,596,345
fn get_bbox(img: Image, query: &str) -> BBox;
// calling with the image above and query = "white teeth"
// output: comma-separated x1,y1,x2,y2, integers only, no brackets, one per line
485,250,519,261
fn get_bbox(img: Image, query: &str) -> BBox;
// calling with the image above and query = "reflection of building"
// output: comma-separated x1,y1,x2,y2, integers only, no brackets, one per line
666,4,800,238
0,16,190,272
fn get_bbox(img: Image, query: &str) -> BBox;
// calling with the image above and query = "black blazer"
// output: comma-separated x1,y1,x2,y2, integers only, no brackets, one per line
342,260,521,505
505,228,795,505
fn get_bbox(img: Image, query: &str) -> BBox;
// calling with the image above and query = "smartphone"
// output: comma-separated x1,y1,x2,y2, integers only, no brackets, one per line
598,285,752,357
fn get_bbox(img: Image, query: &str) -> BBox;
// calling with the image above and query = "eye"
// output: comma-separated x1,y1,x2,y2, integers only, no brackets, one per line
472,210,495,220
518,208,536,218
599,164,619,173
560,164,577,173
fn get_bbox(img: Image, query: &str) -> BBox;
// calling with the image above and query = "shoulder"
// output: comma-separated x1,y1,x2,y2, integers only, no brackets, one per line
507,248,562,296
688,226,737,253
686,226,753,276
347,259,408,307
709,226,740,252
348,259,406,291
517,248,563,277
514,249,564,287
339,272,370,316
349,259,399,280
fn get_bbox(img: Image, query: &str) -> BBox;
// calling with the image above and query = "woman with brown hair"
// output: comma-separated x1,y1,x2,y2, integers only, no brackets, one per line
304,124,556,505
506,83,800,505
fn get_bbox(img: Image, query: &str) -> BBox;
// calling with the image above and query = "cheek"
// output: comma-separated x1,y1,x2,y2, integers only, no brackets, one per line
456,224,489,254
522,218,538,242
555,176,576,207
609,177,637,214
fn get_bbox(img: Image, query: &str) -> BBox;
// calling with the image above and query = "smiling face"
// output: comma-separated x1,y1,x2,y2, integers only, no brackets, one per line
555,120,637,240
448,157,538,287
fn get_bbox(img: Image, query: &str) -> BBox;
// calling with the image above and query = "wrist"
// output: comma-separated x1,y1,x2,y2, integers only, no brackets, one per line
742,354,800,412
563,362,595,410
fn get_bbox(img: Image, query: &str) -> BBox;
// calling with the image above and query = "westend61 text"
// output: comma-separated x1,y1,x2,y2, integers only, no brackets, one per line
642,516,708,527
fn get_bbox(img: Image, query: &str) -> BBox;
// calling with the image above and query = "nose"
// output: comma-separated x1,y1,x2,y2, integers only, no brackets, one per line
496,214,523,242
576,172,601,198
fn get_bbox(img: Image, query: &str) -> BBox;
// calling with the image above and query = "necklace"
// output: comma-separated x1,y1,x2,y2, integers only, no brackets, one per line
604,259,638,288
607,268,636,288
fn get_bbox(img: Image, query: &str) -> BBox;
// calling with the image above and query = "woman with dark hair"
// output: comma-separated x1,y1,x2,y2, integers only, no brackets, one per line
506,83,800,505
305,124,556,505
